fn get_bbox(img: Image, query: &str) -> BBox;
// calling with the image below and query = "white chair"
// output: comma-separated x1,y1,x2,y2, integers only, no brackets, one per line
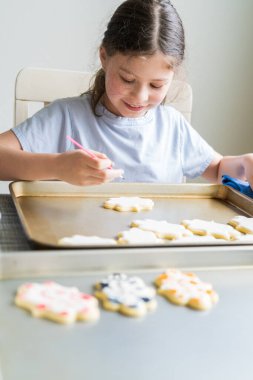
15,67,192,126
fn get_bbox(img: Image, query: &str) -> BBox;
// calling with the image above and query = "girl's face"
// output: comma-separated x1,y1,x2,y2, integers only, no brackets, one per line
100,48,175,117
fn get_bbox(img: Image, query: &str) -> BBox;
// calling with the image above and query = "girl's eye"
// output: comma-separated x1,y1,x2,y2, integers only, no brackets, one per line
120,76,134,84
150,84,163,89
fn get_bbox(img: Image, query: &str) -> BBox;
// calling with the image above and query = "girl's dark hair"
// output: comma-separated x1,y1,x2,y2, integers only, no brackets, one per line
87,0,185,113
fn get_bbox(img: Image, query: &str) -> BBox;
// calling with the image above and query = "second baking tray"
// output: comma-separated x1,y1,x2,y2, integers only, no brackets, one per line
9,181,253,248
2,267,253,380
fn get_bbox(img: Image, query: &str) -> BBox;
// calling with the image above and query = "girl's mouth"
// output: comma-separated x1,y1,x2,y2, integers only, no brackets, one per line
123,101,146,112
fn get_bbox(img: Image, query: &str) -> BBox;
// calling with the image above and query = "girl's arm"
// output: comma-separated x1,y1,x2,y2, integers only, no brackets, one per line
0,131,122,185
202,152,253,188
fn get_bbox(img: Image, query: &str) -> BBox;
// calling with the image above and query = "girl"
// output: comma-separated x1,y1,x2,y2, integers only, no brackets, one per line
0,0,252,187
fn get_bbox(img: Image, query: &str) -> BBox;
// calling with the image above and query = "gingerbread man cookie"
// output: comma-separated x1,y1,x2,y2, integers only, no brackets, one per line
94,273,157,317
15,281,100,324
131,219,193,240
181,219,241,240
155,269,219,311
103,197,154,212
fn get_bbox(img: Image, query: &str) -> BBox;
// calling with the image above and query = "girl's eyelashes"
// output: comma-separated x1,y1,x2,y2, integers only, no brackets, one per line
120,75,135,84
120,75,164,89
150,84,163,89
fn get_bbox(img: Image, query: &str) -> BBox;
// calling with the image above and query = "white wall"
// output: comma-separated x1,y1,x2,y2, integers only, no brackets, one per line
176,0,253,155
0,0,122,130
0,0,253,156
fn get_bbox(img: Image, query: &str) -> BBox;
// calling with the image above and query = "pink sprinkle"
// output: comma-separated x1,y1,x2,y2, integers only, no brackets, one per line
60,311,69,316
37,304,46,309
81,294,92,300
80,308,88,314
57,290,65,295
25,283,33,288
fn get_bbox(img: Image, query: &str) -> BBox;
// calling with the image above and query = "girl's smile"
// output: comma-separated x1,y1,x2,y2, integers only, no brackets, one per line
100,49,175,117
123,101,146,112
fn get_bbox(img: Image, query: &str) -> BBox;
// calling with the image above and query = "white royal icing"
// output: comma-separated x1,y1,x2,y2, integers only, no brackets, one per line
168,235,218,244
16,282,98,318
131,219,193,239
117,228,164,244
103,197,154,211
157,269,217,309
58,235,117,246
228,215,253,234
98,273,156,308
181,219,241,240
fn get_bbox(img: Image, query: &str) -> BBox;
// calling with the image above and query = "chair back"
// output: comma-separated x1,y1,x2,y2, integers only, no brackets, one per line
15,67,192,126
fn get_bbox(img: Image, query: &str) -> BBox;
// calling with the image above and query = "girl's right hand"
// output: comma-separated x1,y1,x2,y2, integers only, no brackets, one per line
55,149,124,186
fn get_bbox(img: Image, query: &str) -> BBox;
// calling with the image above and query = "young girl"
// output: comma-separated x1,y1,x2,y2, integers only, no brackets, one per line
0,0,252,187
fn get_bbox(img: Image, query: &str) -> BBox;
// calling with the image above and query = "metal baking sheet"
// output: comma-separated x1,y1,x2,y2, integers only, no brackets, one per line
1,267,253,380
9,180,253,248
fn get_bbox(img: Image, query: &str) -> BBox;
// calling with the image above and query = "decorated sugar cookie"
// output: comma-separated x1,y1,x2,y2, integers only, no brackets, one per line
15,281,100,324
117,227,164,244
228,215,253,235
94,273,157,317
58,235,117,246
181,219,241,240
103,196,154,212
131,219,193,240
155,269,219,311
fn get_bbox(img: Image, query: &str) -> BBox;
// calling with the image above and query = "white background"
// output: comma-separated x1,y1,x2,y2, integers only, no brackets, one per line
0,0,253,156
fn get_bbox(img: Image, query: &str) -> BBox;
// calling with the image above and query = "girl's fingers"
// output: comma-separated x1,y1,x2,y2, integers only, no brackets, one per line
81,152,112,170
89,168,124,181
82,176,108,186
75,149,116,170
88,150,115,168
90,150,108,159
82,169,123,186
104,168,124,181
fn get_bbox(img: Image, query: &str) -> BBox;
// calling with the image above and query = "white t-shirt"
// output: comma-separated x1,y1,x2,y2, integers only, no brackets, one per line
12,94,215,183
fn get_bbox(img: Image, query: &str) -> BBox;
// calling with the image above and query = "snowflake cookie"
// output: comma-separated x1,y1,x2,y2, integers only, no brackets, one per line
58,235,117,246
94,273,157,317
155,269,219,311
228,215,253,235
15,281,100,324
131,219,193,240
181,219,241,240
117,227,164,244
103,196,154,212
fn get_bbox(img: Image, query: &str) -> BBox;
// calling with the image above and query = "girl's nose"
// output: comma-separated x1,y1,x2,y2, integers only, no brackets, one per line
131,84,149,104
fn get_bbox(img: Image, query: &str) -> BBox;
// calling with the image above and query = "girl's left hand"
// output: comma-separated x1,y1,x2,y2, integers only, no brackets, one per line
243,154,253,189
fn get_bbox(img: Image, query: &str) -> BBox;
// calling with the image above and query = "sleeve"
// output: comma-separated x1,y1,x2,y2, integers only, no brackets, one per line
179,114,215,179
11,99,73,153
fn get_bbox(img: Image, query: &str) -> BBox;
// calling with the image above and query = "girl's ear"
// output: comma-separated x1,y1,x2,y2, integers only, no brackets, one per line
99,46,107,70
